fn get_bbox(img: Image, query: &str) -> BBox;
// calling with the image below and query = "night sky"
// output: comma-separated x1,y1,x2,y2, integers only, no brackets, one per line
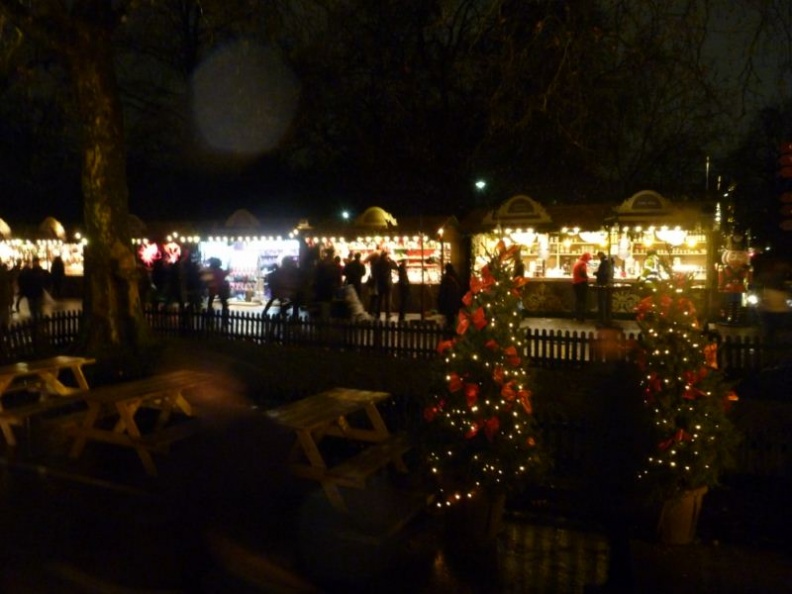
1,2,788,233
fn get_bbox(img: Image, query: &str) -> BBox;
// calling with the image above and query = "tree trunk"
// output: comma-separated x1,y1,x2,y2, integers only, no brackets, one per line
66,25,150,358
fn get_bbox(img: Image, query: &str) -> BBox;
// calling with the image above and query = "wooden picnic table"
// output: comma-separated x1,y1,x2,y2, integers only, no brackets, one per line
266,387,411,511
67,369,214,477
0,356,96,448
0,355,95,404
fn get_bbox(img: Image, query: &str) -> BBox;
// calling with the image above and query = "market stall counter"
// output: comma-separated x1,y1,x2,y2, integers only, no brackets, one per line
518,278,710,321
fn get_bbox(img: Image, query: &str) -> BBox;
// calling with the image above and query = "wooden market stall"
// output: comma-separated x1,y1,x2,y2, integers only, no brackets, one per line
302,206,463,317
463,191,721,321
0,217,87,299
132,210,304,305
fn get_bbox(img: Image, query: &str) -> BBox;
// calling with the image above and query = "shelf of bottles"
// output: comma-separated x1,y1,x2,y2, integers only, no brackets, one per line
476,225,709,281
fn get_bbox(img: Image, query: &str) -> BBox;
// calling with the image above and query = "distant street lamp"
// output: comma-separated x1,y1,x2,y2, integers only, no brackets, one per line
475,179,487,191
341,210,350,220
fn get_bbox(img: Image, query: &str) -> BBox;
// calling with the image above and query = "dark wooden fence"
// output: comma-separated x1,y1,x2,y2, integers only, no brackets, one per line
2,308,790,374
1,308,790,480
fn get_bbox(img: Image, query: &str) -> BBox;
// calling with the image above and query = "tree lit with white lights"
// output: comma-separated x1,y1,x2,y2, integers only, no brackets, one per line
424,240,545,507
635,274,740,500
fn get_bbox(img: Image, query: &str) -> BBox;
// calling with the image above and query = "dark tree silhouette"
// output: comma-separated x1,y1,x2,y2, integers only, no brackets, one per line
0,0,149,356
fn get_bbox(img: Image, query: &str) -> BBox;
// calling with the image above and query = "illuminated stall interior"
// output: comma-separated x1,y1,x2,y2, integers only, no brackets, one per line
303,207,459,286
468,192,715,283
0,216,86,276
463,192,719,319
132,210,305,302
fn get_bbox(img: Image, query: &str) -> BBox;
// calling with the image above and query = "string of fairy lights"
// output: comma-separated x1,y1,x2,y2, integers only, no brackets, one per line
635,277,737,494
426,241,544,507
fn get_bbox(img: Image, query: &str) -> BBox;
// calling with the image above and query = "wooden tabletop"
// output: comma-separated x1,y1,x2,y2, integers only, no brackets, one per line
266,388,391,431
78,370,215,405
0,356,96,378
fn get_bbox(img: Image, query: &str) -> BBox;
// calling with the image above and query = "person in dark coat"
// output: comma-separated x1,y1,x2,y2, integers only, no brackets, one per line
0,263,12,328
19,257,50,320
437,263,463,332
205,258,230,325
314,249,342,317
343,253,366,298
372,251,397,320
396,259,411,322
50,255,65,299
595,251,613,325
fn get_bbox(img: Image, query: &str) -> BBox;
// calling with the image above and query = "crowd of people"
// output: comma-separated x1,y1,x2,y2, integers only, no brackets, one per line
145,250,230,318
1,247,471,329
280,247,412,322
1,256,64,327
259,246,466,326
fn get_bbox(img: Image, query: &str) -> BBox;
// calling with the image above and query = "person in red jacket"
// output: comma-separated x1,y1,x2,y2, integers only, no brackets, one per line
572,252,592,322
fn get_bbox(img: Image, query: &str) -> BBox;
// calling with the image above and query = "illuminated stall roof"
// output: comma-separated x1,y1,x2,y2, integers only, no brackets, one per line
482,195,552,226
463,190,717,232
612,190,717,228
306,206,461,241
0,218,10,239
355,206,398,229
225,208,261,229
39,217,66,240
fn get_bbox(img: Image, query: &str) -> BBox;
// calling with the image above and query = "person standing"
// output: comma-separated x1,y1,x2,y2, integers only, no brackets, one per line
50,255,66,299
372,250,397,320
0,263,12,328
757,259,791,360
641,249,661,282
572,252,592,322
314,248,341,318
396,259,411,322
205,258,230,325
595,251,613,326
438,263,463,332
13,260,26,313
21,257,50,320
343,252,366,298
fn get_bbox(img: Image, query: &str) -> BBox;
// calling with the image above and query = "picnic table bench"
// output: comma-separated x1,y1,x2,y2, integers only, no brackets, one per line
67,369,214,476
0,355,95,402
266,387,411,511
0,356,96,448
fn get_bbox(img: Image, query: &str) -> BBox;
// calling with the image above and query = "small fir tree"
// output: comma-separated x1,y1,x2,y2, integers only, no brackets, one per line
424,241,546,507
634,273,740,500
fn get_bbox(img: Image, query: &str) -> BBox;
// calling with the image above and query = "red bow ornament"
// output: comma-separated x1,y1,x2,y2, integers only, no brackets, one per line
448,372,464,393
503,345,521,367
518,389,533,414
484,416,500,441
470,306,488,330
485,338,500,351
465,383,480,407
437,339,455,355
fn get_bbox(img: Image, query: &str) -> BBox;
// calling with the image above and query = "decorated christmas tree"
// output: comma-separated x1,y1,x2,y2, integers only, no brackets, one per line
634,273,740,501
424,241,546,508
